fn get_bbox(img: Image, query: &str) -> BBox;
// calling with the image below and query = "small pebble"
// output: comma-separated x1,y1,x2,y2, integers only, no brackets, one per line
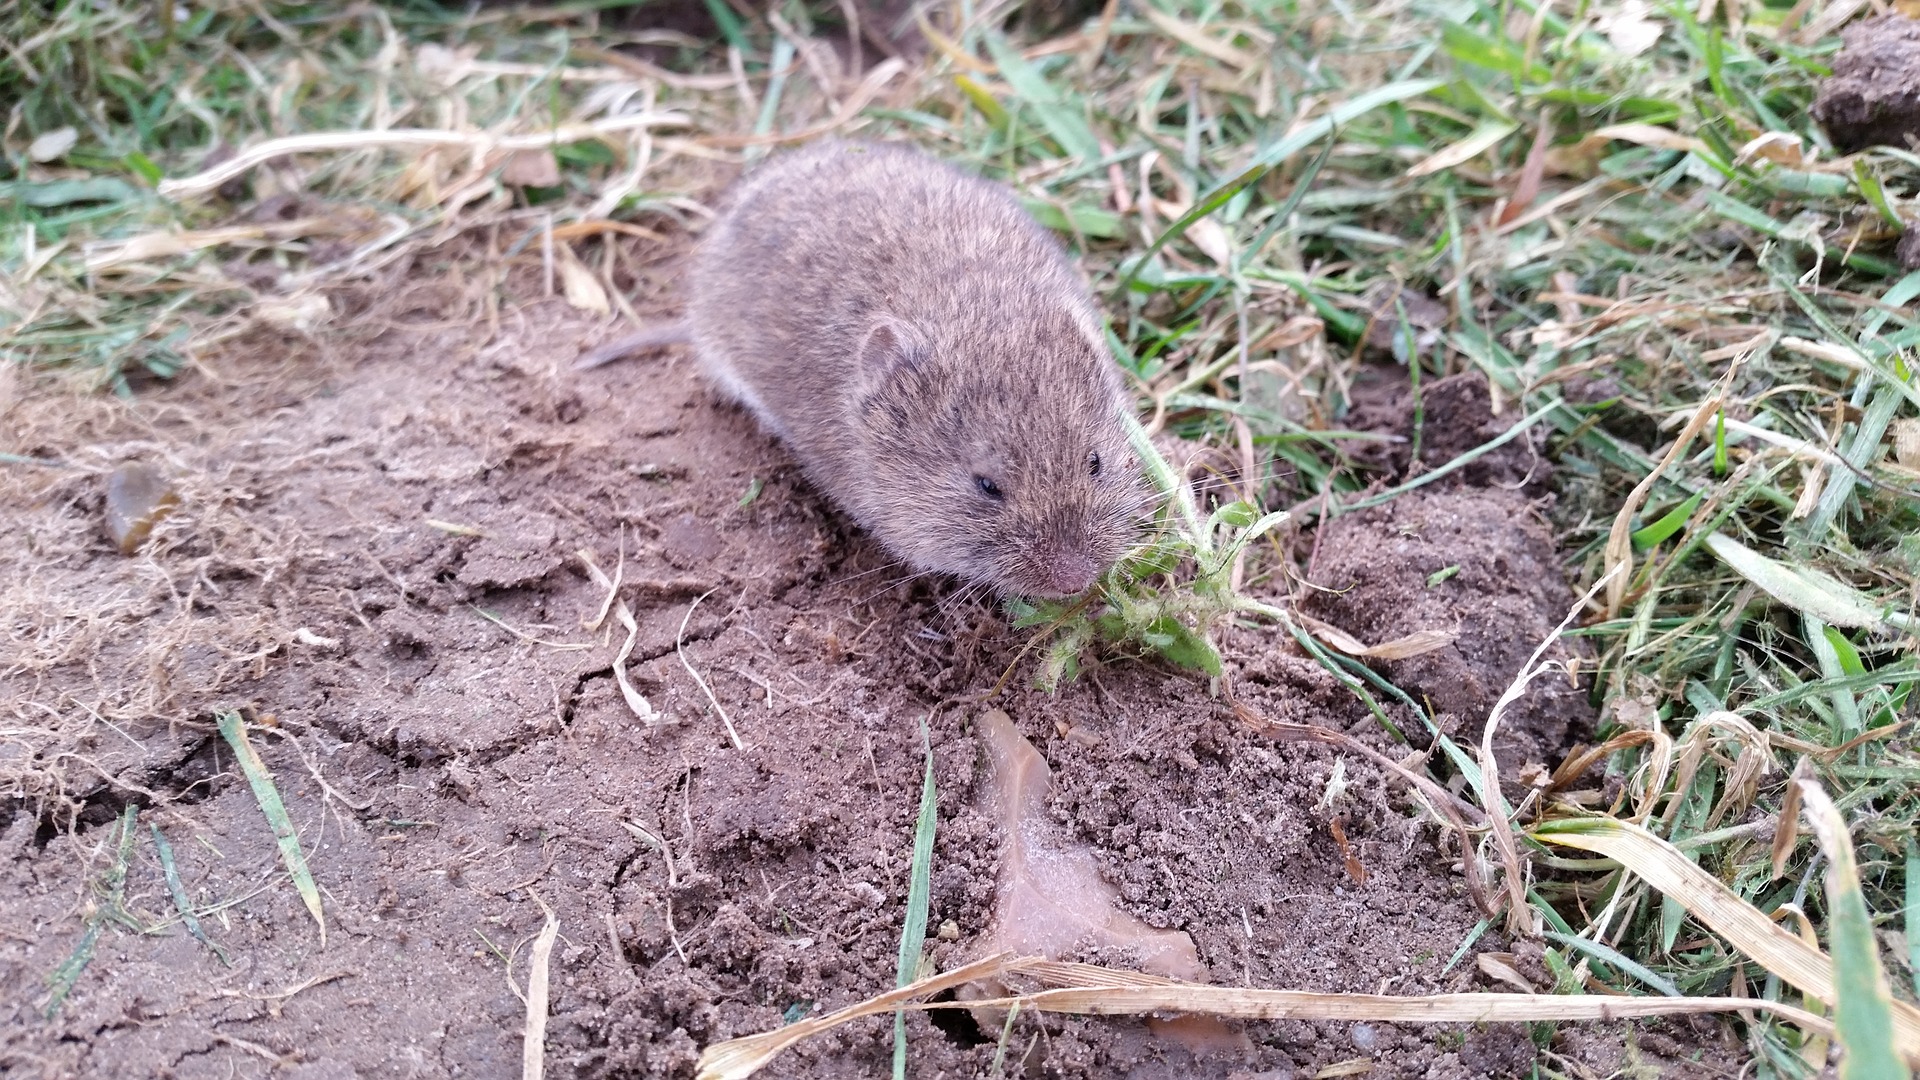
104,461,180,554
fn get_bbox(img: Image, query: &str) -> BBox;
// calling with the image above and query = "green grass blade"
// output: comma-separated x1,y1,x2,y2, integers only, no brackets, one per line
746,36,797,160
1908,839,1919,1000
217,710,325,945
892,718,939,1079
982,33,1100,161
1122,78,1442,292
1020,197,1125,239
43,918,106,1019
699,0,749,55
151,823,230,965
1630,491,1704,551
1541,931,1687,995
43,805,138,1017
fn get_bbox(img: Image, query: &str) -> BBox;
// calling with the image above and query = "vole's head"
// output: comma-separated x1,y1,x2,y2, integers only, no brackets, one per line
852,315,1148,598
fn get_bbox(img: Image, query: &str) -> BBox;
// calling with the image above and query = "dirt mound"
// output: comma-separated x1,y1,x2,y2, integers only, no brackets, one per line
1,248,1725,1077
1812,14,1920,153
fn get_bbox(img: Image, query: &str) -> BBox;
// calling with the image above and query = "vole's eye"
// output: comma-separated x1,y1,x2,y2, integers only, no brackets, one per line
974,475,1005,501
1088,450,1102,477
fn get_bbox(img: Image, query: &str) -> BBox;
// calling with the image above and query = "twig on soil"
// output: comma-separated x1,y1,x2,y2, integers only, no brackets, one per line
213,970,353,1012
522,891,561,1080
262,727,375,813
217,711,326,947
605,912,630,974
212,1033,286,1065
678,589,746,751
471,604,594,651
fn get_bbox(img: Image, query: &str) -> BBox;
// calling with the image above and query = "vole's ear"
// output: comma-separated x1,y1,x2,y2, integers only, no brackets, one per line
856,317,928,385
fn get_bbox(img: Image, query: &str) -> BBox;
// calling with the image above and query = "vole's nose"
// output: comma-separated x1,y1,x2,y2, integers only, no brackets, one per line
1033,546,1097,597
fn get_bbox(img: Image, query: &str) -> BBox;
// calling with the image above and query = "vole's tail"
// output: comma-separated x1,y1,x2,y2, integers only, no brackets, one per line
573,320,694,370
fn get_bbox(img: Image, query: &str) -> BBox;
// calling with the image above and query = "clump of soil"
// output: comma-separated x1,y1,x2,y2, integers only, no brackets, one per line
1302,368,1587,779
1302,486,1594,779
1,231,1727,1078
1812,14,1920,153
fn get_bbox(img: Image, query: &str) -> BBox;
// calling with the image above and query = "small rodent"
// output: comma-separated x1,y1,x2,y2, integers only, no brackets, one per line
580,140,1144,597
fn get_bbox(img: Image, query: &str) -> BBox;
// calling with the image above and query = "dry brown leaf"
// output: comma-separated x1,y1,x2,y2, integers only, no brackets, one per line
1595,0,1665,55
1494,118,1552,227
28,127,77,162
1152,197,1231,268
1296,613,1458,660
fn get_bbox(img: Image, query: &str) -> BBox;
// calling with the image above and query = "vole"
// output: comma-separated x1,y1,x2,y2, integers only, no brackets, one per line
578,140,1144,598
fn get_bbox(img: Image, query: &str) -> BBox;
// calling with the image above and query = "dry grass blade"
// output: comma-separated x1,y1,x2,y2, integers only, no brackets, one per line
576,550,657,722
677,589,745,751
696,58,906,148
1481,565,1621,933
1535,817,1920,1064
1602,398,1722,617
698,954,1016,1079
522,892,560,1080
1235,704,1495,916
978,976,1830,1028
1292,613,1457,660
216,710,325,947
157,115,690,200
1794,775,1906,1078
697,953,1838,1079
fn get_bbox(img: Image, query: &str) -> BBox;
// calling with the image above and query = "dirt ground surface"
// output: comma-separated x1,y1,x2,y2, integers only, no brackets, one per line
2,222,1747,1077
1811,13,1920,153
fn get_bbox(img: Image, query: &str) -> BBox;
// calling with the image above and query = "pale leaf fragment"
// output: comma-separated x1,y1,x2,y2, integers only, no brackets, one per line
556,244,610,315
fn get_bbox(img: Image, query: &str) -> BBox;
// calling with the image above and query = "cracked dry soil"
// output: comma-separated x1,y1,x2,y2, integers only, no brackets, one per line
1,238,1742,1078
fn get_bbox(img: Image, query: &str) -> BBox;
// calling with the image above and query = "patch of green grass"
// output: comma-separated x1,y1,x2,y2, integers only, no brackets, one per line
43,803,140,1017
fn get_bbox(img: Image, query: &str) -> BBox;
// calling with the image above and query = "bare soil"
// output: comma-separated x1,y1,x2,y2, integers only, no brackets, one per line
1,232,1743,1077
1812,14,1920,153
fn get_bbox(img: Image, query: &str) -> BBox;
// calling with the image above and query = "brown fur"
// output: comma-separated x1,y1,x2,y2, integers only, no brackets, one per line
609,140,1144,597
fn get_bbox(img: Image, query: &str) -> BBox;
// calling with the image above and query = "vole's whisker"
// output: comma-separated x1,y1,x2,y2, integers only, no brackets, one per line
826,558,912,589
933,580,992,620
859,568,933,606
